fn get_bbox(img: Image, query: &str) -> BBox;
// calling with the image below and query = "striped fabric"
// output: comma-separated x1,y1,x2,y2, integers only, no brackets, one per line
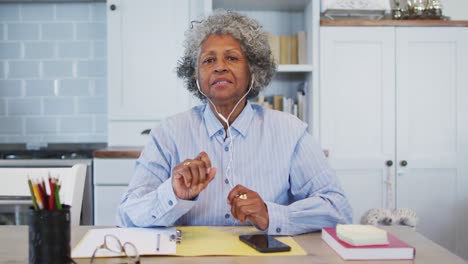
117,102,352,235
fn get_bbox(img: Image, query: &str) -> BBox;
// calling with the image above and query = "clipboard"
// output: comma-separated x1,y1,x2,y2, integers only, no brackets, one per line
72,227,182,258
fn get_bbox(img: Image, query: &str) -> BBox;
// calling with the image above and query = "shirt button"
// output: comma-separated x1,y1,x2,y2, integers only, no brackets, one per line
168,200,173,206
224,178,229,184
276,227,281,233
224,146,229,152
218,131,223,135
225,213,230,219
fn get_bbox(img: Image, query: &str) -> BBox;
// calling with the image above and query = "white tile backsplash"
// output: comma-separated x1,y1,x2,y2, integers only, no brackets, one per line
43,97,75,115
0,117,22,133
0,61,4,78
58,41,90,58
25,116,57,134
0,98,5,115
59,79,90,96
0,24,4,40
59,115,93,133
0,5,20,22
42,60,74,77
0,80,22,97
76,22,106,40
0,2,107,143
8,97,41,115
24,42,55,59
42,23,74,40
8,23,39,40
20,4,54,21
56,4,90,21
0,43,21,59
9,60,40,78
25,79,55,96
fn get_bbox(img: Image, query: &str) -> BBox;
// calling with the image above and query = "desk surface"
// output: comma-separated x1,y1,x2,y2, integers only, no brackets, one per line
0,225,466,264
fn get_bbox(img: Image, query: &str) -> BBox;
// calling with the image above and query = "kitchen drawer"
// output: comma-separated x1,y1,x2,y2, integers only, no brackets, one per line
94,185,128,226
93,158,135,184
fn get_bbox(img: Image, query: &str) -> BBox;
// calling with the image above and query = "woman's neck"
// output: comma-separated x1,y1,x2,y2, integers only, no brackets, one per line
209,100,247,130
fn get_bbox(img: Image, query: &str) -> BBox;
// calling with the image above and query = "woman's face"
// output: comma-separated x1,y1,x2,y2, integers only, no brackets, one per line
197,34,251,106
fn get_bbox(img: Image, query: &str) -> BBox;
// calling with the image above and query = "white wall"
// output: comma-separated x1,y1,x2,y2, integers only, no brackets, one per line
442,0,468,20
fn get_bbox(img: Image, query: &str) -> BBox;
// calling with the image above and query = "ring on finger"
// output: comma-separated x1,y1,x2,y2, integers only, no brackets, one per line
238,193,247,200
183,161,191,166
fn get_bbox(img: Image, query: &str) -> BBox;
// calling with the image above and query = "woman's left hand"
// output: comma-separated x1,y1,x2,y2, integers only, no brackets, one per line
227,185,269,231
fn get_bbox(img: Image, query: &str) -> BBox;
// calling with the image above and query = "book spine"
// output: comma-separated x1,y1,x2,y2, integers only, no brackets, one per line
297,31,307,64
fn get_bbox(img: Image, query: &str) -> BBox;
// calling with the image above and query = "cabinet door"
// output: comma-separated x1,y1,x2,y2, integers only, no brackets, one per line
93,158,136,225
94,185,129,226
320,27,396,223
395,27,468,256
107,0,191,121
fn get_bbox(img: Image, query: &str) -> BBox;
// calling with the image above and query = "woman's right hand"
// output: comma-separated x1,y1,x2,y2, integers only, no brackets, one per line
172,151,217,200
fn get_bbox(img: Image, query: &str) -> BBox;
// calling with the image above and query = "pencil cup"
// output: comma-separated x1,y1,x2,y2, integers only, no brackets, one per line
28,205,72,264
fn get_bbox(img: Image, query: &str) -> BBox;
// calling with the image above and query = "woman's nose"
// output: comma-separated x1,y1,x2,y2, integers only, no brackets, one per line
214,59,228,73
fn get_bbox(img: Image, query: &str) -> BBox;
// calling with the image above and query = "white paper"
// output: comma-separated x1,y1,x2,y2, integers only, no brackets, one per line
72,227,177,258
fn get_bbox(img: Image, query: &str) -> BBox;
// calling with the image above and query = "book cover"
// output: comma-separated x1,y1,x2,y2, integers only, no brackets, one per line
267,34,280,64
273,95,283,111
297,31,307,64
290,35,298,64
321,227,415,260
279,35,291,64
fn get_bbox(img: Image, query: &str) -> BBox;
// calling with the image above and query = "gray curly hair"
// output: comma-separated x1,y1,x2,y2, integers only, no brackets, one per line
176,10,277,100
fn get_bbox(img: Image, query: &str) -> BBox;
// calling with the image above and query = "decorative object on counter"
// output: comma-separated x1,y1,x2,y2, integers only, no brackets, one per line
392,0,446,20
322,9,387,20
321,0,391,12
321,0,390,20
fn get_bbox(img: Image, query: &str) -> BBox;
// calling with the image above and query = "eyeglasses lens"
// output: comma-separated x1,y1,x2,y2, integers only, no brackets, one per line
104,235,123,253
123,242,139,260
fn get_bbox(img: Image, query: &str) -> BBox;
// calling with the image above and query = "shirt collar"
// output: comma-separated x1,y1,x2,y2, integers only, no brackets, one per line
203,101,255,138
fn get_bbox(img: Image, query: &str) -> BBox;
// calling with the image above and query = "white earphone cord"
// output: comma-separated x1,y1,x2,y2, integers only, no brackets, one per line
196,77,254,189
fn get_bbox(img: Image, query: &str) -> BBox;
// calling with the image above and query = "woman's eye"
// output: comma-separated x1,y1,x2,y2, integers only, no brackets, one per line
203,58,214,64
227,56,238,61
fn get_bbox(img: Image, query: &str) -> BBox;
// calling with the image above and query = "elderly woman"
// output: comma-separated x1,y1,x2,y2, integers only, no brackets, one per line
117,10,352,235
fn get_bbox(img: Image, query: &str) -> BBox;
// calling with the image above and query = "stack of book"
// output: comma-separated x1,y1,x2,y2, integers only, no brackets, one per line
268,31,307,65
252,90,306,122
321,225,415,260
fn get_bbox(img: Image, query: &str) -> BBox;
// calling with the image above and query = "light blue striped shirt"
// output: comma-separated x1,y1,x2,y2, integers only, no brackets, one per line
117,102,352,235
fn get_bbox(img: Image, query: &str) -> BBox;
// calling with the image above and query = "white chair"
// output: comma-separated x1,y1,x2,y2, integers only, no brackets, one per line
0,164,87,226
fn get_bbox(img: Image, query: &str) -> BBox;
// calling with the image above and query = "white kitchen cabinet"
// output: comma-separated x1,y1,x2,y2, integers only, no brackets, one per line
107,0,192,146
93,158,136,226
320,26,468,259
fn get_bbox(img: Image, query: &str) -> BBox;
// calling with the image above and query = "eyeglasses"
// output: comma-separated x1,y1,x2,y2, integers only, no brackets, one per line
90,234,140,264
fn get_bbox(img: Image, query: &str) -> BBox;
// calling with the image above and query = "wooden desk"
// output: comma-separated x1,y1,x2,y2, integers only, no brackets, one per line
0,225,466,264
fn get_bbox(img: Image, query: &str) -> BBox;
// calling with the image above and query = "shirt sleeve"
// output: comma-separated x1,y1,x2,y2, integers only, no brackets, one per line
116,126,196,227
265,131,353,235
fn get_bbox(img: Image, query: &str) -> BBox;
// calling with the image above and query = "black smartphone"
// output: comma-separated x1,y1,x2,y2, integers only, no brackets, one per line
239,234,291,253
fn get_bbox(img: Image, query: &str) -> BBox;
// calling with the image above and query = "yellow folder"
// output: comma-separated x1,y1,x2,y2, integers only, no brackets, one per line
176,226,306,256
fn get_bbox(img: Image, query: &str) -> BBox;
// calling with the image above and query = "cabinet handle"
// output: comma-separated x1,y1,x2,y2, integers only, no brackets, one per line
400,160,408,167
109,4,117,11
386,160,393,167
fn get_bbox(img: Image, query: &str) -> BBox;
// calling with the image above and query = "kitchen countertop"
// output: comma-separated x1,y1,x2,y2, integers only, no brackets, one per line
93,147,142,159
321,19,468,27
